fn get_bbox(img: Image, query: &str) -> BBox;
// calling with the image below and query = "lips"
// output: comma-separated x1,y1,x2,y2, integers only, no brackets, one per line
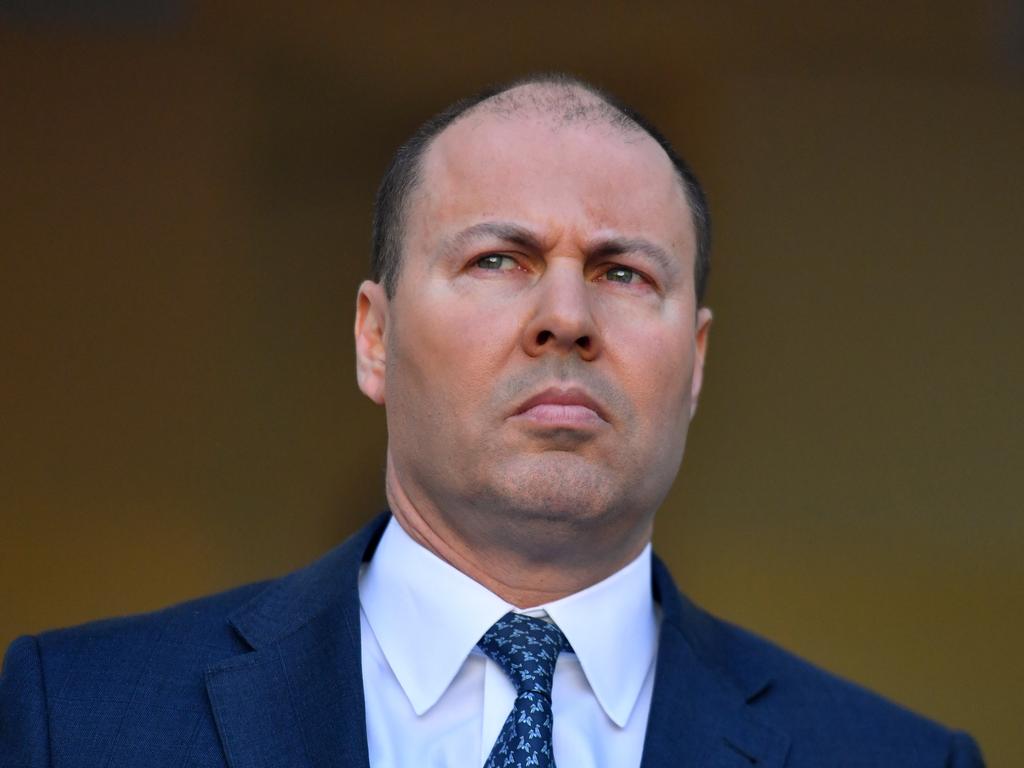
511,386,609,426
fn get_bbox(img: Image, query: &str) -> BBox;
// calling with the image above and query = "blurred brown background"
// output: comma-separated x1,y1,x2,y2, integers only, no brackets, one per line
2,1,1022,763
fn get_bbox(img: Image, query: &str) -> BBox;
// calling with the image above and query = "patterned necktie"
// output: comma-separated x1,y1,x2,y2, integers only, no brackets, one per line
477,612,573,768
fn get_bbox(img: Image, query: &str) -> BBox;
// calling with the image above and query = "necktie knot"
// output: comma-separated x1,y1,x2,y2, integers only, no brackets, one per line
477,612,573,698
477,613,571,768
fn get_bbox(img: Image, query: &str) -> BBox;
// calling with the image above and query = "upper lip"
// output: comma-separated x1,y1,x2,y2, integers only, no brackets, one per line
512,386,609,422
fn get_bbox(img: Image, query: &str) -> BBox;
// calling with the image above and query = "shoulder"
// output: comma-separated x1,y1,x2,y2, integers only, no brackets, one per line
1,514,386,765
7,580,267,705
715,614,944,727
664,583,984,765
4,512,387,701
0,580,271,766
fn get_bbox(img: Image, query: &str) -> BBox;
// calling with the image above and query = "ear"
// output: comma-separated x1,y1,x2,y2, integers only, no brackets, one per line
354,280,389,405
688,306,713,419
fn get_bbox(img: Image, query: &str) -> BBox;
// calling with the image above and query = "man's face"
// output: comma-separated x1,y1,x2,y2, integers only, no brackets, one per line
356,106,711,547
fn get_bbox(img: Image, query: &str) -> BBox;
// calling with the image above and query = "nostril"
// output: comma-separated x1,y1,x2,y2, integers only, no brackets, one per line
576,335,591,350
536,330,553,345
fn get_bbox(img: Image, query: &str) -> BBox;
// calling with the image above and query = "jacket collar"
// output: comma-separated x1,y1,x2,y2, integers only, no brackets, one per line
204,511,389,768
639,557,790,768
205,512,789,768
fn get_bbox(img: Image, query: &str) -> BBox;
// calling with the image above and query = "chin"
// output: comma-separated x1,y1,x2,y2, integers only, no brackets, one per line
479,454,634,528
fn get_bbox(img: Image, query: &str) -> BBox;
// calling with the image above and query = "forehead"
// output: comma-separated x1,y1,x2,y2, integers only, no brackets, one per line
409,106,694,257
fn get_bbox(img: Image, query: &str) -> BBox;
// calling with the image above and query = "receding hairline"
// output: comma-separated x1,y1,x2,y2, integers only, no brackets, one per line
416,83,652,182
456,81,645,132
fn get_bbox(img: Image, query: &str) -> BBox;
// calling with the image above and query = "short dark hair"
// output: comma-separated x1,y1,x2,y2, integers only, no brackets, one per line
370,73,712,304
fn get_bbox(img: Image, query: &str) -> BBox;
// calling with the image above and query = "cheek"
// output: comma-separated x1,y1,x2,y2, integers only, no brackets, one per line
606,318,695,430
390,293,521,410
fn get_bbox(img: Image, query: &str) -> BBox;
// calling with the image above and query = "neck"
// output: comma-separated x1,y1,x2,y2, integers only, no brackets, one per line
384,457,652,608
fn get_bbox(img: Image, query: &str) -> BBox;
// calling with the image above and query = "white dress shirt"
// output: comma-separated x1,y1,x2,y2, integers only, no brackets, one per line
358,517,659,768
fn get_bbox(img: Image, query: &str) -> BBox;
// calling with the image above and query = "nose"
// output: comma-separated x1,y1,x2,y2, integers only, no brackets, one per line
521,261,601,361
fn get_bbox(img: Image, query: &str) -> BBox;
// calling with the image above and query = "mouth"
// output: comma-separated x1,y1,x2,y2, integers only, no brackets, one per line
510,386,609,428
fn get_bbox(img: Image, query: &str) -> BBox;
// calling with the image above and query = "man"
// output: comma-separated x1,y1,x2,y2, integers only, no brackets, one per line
1,74,984,767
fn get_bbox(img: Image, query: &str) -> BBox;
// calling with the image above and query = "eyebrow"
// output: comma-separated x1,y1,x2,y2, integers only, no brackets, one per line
439,220,679,276
587,236,678,276
439,221,544,261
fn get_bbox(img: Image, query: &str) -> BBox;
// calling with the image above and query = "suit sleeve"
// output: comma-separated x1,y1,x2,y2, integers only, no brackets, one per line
947,730,985,768
0,636,51,768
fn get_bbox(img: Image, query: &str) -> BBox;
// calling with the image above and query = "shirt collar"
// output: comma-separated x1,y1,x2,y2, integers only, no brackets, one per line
540,542,658,726
359,517,512,717
358,516,657,727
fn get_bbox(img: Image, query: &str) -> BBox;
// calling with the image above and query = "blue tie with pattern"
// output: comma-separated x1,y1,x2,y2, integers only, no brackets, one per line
477,612,574,768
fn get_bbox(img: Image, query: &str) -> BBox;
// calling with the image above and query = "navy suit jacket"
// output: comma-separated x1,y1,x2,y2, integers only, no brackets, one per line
2,513,984,767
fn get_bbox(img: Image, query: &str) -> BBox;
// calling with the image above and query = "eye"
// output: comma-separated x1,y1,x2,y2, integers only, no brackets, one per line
474,253,519,271
602,265,645,285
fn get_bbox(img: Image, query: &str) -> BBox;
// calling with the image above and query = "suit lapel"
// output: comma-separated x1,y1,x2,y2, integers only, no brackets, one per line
641,559,790,768
205,513,389,768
